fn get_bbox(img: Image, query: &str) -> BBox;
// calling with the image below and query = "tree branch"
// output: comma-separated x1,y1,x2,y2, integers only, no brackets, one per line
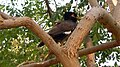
54,0,57,9
18,58,59,67
0,11,14,19
88,0,99,7
53,6,120,67
20,40,120,67
63,6,120,58
98,12,120,41
88,0,120,40
85,36,96,67
79,40,119,56
45,0,52,18
111,0,120,29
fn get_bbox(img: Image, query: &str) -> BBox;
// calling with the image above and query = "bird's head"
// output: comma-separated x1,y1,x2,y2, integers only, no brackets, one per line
63,12,77,22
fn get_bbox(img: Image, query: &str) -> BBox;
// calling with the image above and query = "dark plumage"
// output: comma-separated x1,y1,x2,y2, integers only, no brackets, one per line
64,12,77,22
38,12,77,47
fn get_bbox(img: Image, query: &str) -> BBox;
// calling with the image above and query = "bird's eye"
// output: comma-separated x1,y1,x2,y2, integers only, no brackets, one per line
71,14,75,18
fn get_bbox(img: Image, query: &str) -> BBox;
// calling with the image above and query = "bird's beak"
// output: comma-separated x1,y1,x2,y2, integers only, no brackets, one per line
76,17,81,20
71,14,75,18
71,14,81,20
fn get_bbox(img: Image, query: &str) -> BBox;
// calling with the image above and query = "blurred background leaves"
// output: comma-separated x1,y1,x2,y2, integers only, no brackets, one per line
0,0,119,67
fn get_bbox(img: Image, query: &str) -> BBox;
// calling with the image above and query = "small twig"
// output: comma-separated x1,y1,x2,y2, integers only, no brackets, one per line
45,0,52,18
54,0,57,10
18,58,59,67
78,40,119,56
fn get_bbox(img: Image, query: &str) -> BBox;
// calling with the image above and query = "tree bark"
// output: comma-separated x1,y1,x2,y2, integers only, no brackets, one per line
111,0,120,41
85,37,96,67
19,40,120,67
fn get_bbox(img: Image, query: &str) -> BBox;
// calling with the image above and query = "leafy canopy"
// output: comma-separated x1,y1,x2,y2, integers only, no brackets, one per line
0,0,119,67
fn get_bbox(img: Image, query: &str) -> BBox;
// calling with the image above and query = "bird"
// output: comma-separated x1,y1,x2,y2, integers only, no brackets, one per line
38,12,77,47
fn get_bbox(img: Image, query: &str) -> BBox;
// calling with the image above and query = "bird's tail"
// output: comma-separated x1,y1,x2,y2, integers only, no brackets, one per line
38,42,44,47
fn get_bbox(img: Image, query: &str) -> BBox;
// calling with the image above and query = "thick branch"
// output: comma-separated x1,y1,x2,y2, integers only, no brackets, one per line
111,0,120,40
88,0,120,40
58,6,120,66
53,6,120,67
64,6,119,57
98,12,120,40
0,17,26,29
0,12,14,19
88,0,99,7
85,37,95,67
64,7,98,58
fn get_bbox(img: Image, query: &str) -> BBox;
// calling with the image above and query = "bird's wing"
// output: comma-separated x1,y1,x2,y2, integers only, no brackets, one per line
59,21,77,31
38,21,77,47
48,20,77,36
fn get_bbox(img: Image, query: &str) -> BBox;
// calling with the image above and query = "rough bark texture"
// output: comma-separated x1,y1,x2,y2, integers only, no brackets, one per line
88,0,99,7
85,37,96,67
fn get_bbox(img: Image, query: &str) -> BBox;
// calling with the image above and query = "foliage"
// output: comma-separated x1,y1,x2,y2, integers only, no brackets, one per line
0,0,119,67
